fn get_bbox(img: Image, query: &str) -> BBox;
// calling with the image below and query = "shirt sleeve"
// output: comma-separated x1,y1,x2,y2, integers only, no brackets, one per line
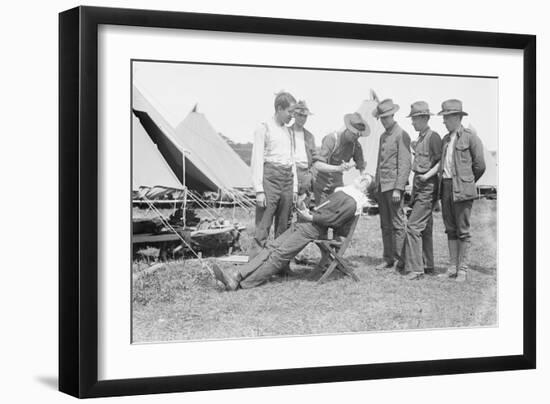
395,130,412,190
470,133,486,181
312,133,336,163
429,131,443,166
352,140,366,171
305,130,317,168
251,123,267,193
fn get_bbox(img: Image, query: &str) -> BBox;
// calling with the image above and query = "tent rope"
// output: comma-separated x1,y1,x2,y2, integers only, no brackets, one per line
139,195,215,278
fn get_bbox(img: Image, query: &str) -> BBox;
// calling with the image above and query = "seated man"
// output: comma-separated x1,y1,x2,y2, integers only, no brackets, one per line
212,174,374,290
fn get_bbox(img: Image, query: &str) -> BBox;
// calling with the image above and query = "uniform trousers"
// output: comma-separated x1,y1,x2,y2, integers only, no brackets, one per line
440,179,473,241
240,222,326,289
403,175,437,273
254,162,294,248
377,188,406,266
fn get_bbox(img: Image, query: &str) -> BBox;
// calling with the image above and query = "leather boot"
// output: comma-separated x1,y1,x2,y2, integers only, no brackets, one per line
447,239,458,278
456,239,470,282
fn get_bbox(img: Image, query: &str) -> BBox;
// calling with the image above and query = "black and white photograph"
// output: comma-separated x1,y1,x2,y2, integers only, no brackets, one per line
131,60,498,343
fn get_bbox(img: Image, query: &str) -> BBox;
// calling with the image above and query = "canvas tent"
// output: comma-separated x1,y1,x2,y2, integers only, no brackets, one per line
477,149,498,187
174,109,252,192
132,114,183,190
132,84,252,193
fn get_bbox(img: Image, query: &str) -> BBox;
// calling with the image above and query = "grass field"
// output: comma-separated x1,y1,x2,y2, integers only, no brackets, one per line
132,199,497,342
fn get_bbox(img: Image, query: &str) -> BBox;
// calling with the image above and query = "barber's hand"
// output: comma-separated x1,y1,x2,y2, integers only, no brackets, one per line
418,174,429,182
256,192,266,208
392,189,402,204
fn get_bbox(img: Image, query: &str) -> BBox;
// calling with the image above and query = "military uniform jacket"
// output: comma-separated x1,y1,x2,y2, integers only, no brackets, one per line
311,191,357,236
438,125,486,202
374,122,412,192
412,127,442,174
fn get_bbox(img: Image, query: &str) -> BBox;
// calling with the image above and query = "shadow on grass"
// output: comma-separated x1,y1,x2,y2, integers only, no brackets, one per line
469,264,496,276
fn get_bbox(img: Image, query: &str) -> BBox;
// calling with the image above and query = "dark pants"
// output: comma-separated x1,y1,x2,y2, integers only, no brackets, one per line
403,176,437,273
423,215,434,269
240,222,326,289
377,188,406,265
254,163,294,247
297,166,313,196
441,179,473,241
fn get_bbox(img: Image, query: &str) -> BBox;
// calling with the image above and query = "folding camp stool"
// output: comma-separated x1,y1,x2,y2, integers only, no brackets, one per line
314,215,360,284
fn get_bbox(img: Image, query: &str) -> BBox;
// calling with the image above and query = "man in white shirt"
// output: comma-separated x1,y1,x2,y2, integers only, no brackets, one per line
250,91,298,258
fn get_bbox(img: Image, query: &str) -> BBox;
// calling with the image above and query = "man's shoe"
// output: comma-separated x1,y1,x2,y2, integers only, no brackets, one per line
408,272,425,280
447,267,458,278
424,267,436,276
394,261,405,274
455,269,467,283
211,262,240,291
375,261,394,271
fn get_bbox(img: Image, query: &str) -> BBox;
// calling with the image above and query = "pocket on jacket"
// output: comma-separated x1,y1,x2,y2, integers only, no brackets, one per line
459,172,475,182
455,144,472,165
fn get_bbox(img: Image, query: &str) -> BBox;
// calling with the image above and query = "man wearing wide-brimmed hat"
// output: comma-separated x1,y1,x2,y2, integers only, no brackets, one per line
372,99,412,271
438,99,485,282
401,101,442,280
250,91,298,259
312,112,370,205
289,100,317,201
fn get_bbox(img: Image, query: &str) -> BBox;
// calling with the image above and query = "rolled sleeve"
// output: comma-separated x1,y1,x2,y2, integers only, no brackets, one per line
312,133,336,164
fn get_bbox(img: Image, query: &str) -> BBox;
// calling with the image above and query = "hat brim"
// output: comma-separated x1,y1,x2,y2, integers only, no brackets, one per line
407,112,434,118
437,110,468,116
372,105,400,118
293,110,313,116
344,114,371,137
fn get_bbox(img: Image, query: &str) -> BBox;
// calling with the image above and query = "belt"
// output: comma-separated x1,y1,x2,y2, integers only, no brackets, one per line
264,161,292,170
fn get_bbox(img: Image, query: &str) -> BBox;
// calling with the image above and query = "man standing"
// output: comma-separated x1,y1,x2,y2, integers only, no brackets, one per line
211,174,373,290
438,99,485,282
312,112,370,204
402,101,442,279
250,91,298,258
372,99,412,271
289,100,317,204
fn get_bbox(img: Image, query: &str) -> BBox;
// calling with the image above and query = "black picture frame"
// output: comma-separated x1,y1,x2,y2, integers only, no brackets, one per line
59,5,536,399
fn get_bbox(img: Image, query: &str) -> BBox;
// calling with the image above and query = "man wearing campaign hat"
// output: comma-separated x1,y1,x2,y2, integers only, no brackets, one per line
438,99,485,282
372,99,412,271
312,112,370,204
401,101,442,279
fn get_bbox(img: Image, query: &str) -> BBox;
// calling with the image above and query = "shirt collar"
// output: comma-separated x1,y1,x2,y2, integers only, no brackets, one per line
451,125,464,138
418,126,430,139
